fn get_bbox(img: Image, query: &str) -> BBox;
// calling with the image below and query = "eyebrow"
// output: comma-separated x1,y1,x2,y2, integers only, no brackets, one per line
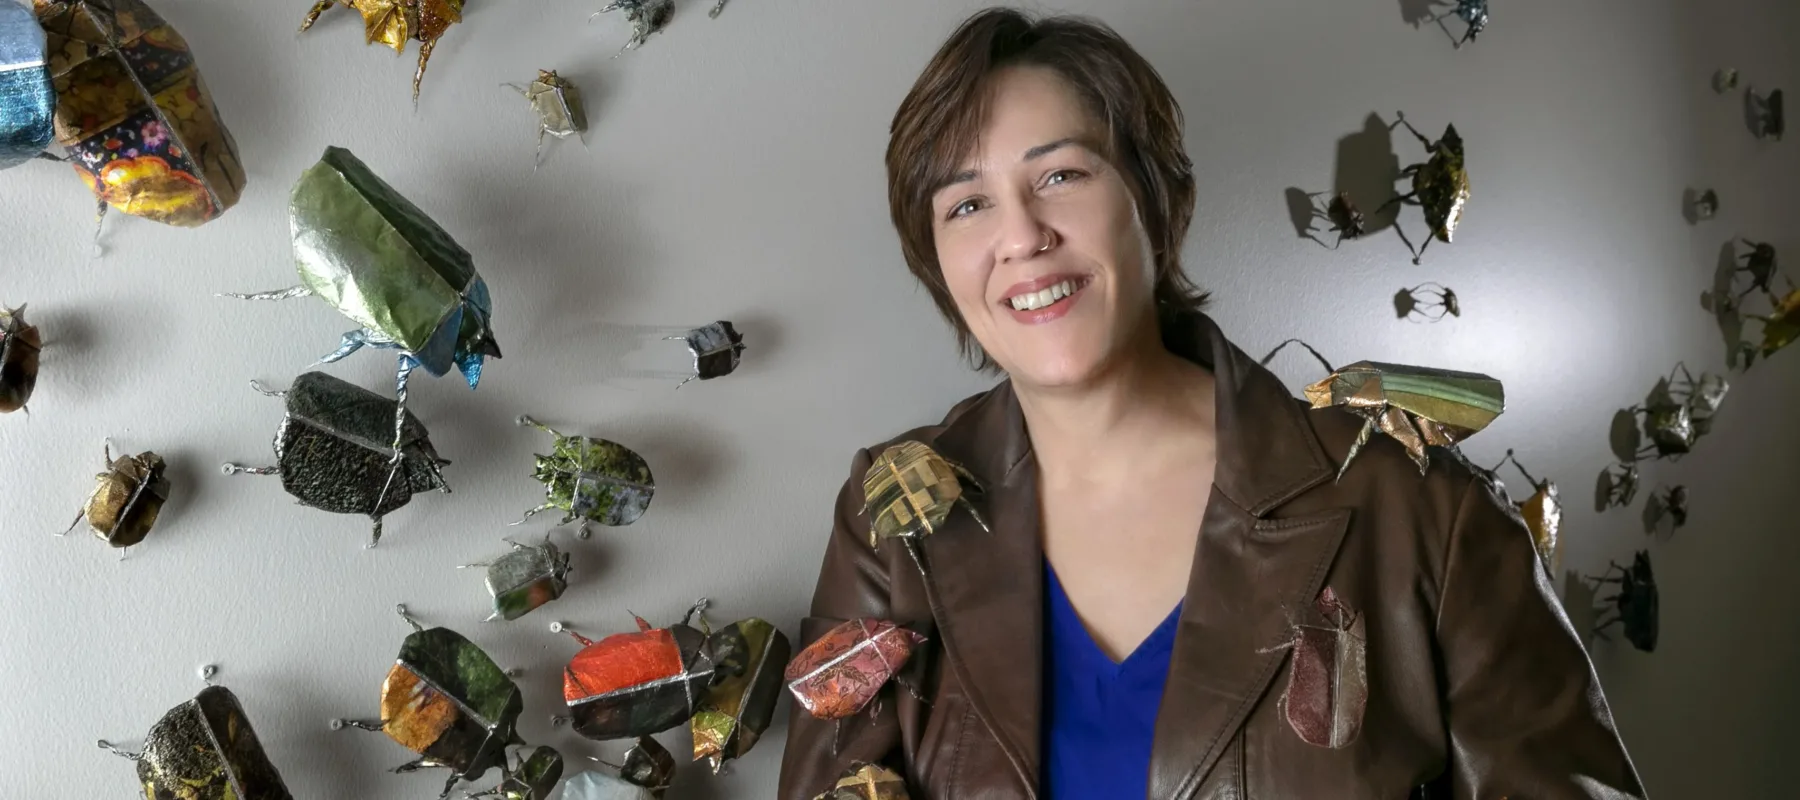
931,137,1086,196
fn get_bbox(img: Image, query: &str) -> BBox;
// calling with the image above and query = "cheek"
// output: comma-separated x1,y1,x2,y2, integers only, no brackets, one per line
933,232,993,315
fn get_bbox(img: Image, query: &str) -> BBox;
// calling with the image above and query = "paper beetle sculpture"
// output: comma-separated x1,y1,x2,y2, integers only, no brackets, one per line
593,0,673,54
515,415,654,538
461,536,571,622
35,0,245,227
785,618,926,721
1260,339,1504,481
1602,462,1640,509
1714,69,1739,94
0,304,41,413
1395,282,1460,322
467,745,563,800
1648,485,1689,534
1262,587,1366,749
813,763,911,800
692,617,792,772
1381,112,1469,265
1667,363,1729,436
508,69,587,167
1425,0,1488,49
1622,363,1726,463
1748,87,1784,140
1307,191,1365,248
1735,239,1779,301
300,0,465,104
563,737,672,800
100,680,294,800
0,1,54,170
557,599,746,740
223,372,449,548
1488,450,1563,574
1743,287,1800,368
334,605,525,798
668,320,746,386
1588,551,1658,653
225,145,498,519
1689,189,1719,221
862,440,990,575
61,442,169,550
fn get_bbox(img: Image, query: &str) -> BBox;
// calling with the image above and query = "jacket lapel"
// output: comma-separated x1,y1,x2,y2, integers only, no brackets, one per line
913,382,1044,794
1148,312,1350,799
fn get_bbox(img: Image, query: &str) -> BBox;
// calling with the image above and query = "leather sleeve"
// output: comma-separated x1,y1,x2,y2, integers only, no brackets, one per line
777,447,904,800
1435,474,1648,799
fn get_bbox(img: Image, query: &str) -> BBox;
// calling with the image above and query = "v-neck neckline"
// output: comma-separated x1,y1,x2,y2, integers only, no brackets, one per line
1045,561,1184,674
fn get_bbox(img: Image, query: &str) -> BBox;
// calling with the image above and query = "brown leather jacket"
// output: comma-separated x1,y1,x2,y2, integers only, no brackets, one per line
778,311,1645,799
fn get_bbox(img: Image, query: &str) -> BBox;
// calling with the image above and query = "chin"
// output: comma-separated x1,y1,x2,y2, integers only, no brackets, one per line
1003,344,1114,389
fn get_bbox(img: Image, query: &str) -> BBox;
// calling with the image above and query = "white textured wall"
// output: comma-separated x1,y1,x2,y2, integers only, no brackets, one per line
2,1,1795,797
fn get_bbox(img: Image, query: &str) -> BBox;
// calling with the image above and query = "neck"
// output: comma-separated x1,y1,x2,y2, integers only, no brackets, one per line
1013,317,1217,487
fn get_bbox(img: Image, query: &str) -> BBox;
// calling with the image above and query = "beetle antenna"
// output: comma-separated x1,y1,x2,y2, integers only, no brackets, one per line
1258,338,1334,374
249,378,288,398
396,603,424,632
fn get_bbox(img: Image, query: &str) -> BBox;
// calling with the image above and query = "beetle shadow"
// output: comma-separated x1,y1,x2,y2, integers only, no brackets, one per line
1607,408,1641,464
148,447,208,536
1681,188,1708,225
1282,187,1332,247
1331,113,1402,237
1397,0,1441,26
1393,287,1420,319
625,414,729,511
22,305,95,370
1700,241,1748,368
1640,490,1670,537
1561,570,1599,648
1592,467,1615,514
1743,86,1774,140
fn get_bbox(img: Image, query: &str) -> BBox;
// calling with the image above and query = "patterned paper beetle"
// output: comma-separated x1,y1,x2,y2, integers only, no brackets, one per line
0,304,41,413
784,618,926,721
223,372,450,548
515,414,654,538
61,441,169,551
862,440,990,573
99,679,294,800
1381,112,1470,265
557,599,745,741
300,0,466,103
334,605,525,799
461,536,572,622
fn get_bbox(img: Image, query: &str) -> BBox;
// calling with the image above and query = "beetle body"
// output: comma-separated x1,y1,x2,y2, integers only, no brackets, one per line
0,1,54,170
339,612,525,798
518,415,654,536
107,684,294,800
561,606,742,740
469,538,570,622
668,320,746,386
35,0,245,226
692,617,791,772
0,305,41,413
226,371,449,547
470,745,562,800
862,440,990,550
597,0,674,53
1591,551,1658,653
516,69,586,164
299,0,465,102
784,618,926,721
1301,359,1503,479
813,763,910,800
1382,114,1470,264
70,444,169,548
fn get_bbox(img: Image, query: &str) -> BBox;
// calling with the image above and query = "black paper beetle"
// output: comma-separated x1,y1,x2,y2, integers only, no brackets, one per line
1748,87,1784,141
1308,191,1366,249
1736,239,1780,301
223,371,450,548
1588,550,1658,653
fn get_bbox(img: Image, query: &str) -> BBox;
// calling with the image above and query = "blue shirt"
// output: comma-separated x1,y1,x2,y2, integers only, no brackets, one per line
1043,561,1183,799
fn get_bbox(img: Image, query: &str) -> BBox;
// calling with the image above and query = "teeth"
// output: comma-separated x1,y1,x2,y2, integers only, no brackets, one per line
1009,279,1078,311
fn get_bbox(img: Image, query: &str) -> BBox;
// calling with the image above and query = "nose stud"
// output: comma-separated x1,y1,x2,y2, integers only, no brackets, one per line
1037,231,1054,252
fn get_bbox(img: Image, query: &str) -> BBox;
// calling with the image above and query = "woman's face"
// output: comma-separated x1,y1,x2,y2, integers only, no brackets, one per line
930,65,1156,389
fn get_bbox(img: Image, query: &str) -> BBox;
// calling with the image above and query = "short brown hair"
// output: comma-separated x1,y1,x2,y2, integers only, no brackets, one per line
886,7,1208,371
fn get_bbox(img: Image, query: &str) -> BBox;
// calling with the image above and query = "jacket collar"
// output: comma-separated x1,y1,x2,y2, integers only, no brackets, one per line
912,309,1341,797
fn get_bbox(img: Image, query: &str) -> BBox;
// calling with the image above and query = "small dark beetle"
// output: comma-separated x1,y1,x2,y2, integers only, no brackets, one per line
1651,485,1689,533
1588,550,1659,653
0,304,41,414
1428,0,1488,49
1749,87,1784,140
667,320,746,386
1603,462,1640,509
100,679,294,800
62,442,170,551
1736,239,1779,301
1308,191,1365,248
467,745,563,800
1690,189,1719,220
461,536,572,622
224,371,450,548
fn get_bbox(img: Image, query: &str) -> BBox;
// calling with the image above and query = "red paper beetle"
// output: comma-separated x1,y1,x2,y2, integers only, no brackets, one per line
784,618,926,720
556,599,743,741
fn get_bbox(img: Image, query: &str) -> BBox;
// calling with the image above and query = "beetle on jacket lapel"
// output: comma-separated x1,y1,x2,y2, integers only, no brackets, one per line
1262,586,1368,749
861,440,991,577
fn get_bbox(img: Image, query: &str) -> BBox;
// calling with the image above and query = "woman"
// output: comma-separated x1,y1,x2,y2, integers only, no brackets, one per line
780,8,1644,799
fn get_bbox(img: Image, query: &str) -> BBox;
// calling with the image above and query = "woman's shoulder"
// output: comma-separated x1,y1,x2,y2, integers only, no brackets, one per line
1292,398,1507,533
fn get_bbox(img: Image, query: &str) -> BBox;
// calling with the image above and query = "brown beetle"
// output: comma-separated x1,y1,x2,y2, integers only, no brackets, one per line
0,305,40,414
61,442,170,550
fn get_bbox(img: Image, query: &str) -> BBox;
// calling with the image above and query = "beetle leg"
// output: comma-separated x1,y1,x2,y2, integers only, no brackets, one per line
1391,222,1424,265
222,462,279,476
960,497,992,534
1390,113,1432,148
59,509,84,536
97,739,142,760
336,718,384,731
218,285,314,302
1335,414,1378,483
299,0,337,33
509,502,557,526
436,770,460,799
1411,233,1433,265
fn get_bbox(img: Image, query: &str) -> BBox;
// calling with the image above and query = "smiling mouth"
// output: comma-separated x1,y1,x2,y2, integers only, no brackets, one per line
1005,276,1089,312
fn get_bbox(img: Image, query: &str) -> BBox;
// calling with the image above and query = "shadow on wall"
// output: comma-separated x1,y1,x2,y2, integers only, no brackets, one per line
1699,240,1747,368
1283,112,1402,248
1396,0,1441,27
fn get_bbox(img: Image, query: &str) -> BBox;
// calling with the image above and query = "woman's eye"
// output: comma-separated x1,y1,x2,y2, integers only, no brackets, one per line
1044,169,1084,187
948,199,982,219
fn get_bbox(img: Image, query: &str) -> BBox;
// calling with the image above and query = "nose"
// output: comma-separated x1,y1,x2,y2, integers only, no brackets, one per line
996,201,1054,264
